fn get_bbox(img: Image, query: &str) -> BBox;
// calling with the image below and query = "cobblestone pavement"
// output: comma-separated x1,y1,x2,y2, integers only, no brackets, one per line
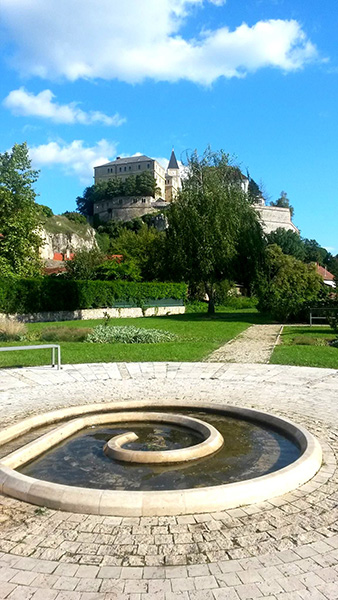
206,325,282,364
0,361,338,599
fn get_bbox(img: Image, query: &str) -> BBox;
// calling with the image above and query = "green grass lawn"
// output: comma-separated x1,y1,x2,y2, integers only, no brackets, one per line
0,307,267,368
270,326,338,369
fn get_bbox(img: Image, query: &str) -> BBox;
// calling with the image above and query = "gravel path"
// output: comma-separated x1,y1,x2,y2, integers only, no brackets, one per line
206,324,282,363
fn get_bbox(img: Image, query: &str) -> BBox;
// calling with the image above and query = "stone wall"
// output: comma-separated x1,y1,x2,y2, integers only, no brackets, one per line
1,306,186,324
254,205,299,235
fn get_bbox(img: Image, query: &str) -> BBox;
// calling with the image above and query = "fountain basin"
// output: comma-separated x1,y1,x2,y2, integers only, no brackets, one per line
0,400,322,516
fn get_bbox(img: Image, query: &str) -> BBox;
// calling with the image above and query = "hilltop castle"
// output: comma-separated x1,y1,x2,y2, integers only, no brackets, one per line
93,150,181,222
93,150,298,235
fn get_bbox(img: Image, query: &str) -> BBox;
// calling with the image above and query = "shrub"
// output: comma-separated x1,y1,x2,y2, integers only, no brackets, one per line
40,327,92,342
87,325,176,344
62,211,87,225
0,279,187,313
327,311,338,333
0,317,27,341
256,245,323,322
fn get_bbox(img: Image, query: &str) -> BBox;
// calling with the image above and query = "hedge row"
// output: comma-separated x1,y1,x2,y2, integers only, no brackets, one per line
0,279,188,314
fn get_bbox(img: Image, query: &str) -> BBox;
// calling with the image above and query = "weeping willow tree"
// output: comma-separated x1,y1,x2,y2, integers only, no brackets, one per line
166,148,265,313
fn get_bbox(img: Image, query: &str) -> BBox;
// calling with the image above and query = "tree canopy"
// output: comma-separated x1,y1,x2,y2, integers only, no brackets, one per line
0,142,43,277
256,244,324,321
165,148,265,313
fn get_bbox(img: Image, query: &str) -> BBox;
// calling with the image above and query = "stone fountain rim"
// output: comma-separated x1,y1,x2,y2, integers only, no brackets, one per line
0,400,322,516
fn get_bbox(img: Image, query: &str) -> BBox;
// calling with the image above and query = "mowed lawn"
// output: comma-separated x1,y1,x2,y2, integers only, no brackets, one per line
0,308,267,368
270,325,338,369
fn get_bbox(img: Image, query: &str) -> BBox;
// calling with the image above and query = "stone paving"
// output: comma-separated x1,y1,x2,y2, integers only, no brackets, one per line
0,361,338,599
206,325,282,364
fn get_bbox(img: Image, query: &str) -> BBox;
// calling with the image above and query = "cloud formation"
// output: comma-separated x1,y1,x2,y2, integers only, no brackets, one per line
29,139,116,183
3,88,125,126
1,0,317,85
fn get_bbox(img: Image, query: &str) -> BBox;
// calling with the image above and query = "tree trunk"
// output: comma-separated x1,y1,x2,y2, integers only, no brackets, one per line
205,283,216,315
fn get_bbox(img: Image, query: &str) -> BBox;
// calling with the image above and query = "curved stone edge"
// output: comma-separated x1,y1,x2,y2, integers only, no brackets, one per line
0,401,322,516
103,413,224,464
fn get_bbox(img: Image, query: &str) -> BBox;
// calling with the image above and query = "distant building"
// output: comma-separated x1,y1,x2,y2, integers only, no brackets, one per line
316,264,336,288
93,151,298,235
93,151,181,222
254,204,299,235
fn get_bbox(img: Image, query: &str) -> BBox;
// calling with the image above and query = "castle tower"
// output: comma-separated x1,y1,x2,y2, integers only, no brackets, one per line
165,149,181,202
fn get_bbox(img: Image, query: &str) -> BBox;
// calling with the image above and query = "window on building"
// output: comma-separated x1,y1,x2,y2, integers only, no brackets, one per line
129,166,131,170
124,166,127,171
147,163,150,169
138,165,141,170
119,167,122,172
142,199,146,203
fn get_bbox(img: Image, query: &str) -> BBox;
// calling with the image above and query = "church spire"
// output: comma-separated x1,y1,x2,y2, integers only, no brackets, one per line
168,149,179,170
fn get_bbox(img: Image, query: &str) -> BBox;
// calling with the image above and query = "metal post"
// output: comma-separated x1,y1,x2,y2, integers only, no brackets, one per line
57,345,61,370
52,346,55,367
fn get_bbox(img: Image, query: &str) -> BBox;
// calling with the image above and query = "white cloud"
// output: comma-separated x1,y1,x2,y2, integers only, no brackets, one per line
3,88,125,126
29,139,117,183
1,0,317,85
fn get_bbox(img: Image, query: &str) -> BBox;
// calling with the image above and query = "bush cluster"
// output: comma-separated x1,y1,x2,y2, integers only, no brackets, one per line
0,279,187,314
87,325,176,344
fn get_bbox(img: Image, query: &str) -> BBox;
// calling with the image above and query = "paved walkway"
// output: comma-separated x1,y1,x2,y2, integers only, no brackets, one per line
0,362,338,599
206,325,282,363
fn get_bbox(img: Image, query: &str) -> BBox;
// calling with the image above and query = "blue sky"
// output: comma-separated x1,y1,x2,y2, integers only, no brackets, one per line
1,0,337,253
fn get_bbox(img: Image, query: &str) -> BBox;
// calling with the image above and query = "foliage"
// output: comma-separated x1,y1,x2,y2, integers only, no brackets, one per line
302,238,328,264
65,248,105,280
267,228,306,261
256,244,323,321
0,317,27,341
76,172,160,217
95,258,142,281
327,311,338,333
0,142,43,276
87,324,176,344
165,148,265,313
109,225,166,281
37,204,54,218
0,278,188,313
270,191,294,218
247,176,262,204
62,211,87,225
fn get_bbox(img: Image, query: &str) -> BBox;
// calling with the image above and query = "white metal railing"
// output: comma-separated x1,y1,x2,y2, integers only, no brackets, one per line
309,308,338,326
0,344,61,369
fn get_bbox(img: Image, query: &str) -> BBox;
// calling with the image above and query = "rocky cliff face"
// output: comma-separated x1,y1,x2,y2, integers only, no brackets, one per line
39,216,97,260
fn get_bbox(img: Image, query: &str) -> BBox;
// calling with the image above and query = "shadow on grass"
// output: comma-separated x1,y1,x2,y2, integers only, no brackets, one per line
155,310,275,325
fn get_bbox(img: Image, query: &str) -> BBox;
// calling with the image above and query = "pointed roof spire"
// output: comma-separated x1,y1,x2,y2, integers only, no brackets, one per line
168,149,179,170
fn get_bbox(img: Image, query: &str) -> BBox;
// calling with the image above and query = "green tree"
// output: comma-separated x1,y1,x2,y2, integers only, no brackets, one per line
256,244,323,321
95,257,142,281
165,148,264,313
62,211,87,225
110,224,166,281
0,142,43,276
64,248,104,280
303,238,327,265
267,228,306,261
270,191,294,218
